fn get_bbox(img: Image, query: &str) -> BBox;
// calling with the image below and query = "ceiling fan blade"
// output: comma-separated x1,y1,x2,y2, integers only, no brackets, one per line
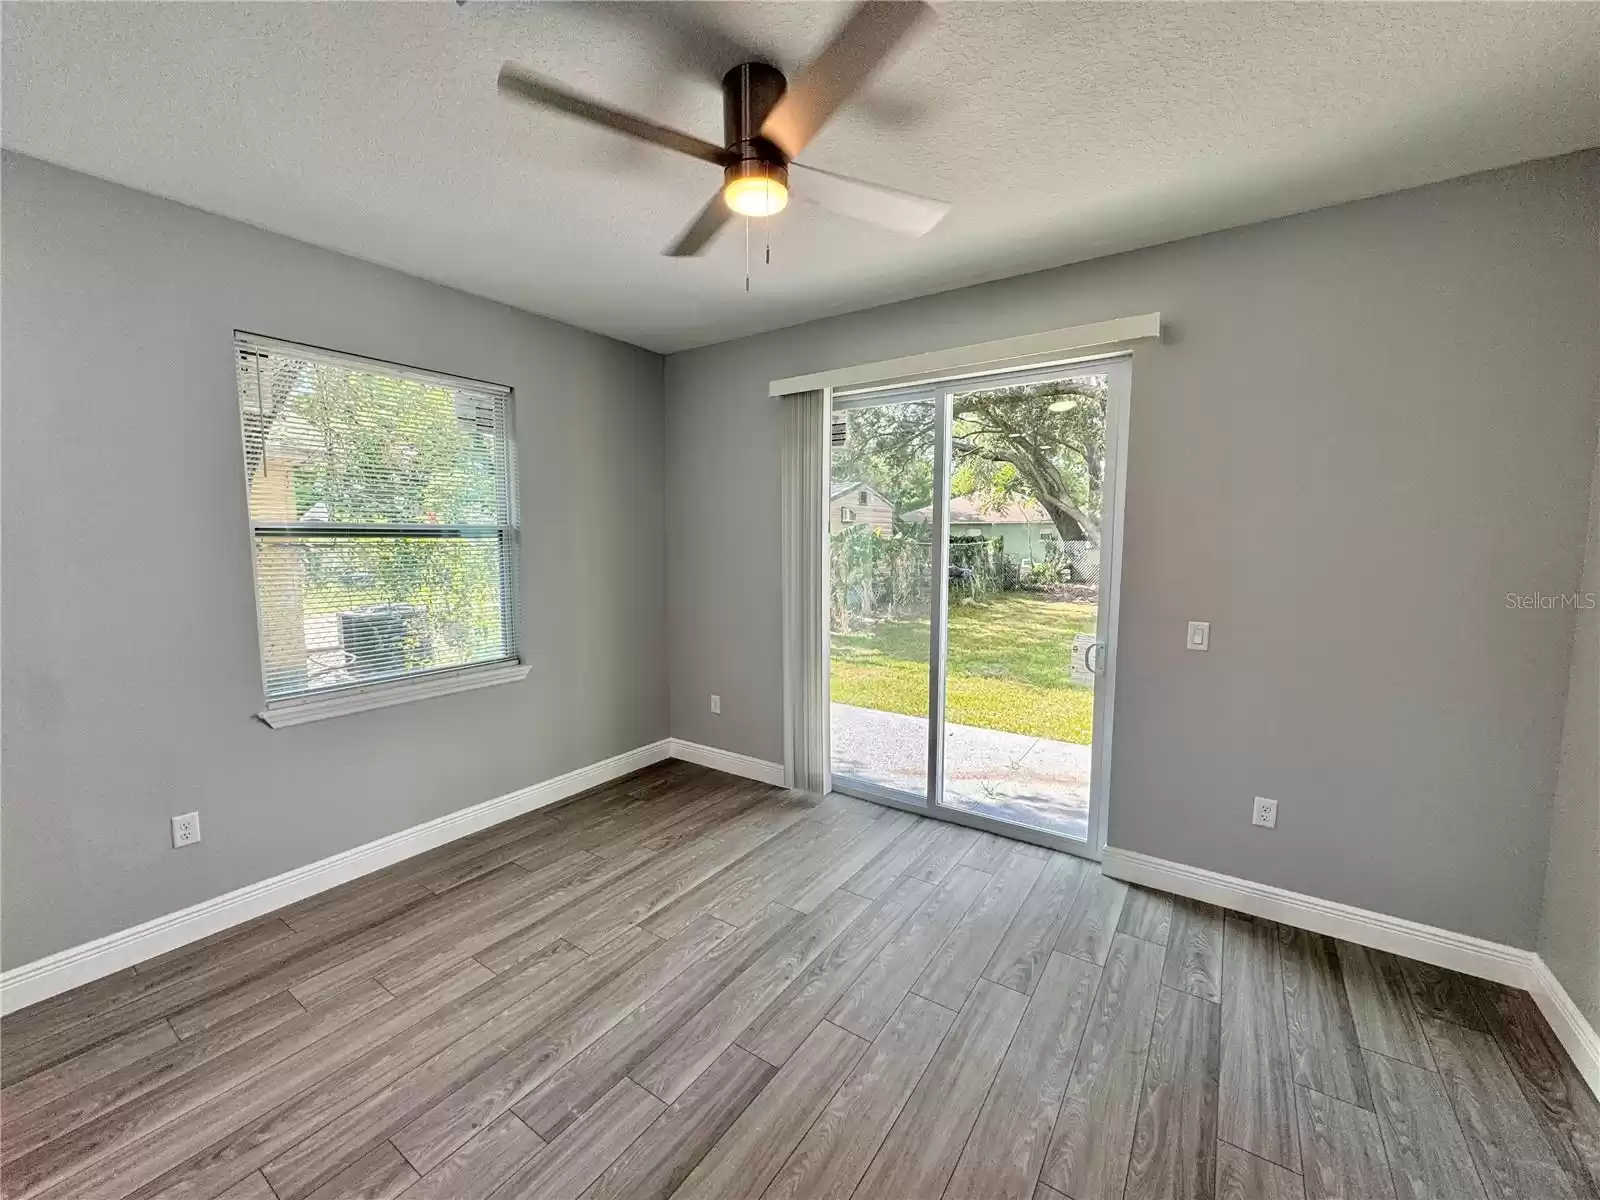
498,63,730,167
791,162,948,236
759,1,933,160
664,193,734,257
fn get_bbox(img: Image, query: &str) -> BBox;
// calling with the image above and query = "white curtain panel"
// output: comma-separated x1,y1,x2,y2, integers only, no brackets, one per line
780,389,830,794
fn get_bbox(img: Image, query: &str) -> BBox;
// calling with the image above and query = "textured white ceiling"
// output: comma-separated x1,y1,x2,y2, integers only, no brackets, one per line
4,2,1598,352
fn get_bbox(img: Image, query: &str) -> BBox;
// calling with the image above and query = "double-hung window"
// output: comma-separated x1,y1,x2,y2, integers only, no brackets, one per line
236,334,522,725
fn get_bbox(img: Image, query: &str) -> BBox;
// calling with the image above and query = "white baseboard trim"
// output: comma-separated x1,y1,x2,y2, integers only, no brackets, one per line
0,738,674,1016
1101,846,1536,986
1102,846,1600,1100
11,756,1592,1102
1530,958,1600,1100
666,739,786,788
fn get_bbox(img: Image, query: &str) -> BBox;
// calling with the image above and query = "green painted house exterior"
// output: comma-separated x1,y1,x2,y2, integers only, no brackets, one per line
903,496,1060,562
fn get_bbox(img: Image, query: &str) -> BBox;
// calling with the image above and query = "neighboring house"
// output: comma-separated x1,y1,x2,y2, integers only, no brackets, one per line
902,495,1060,562
830,481,896,534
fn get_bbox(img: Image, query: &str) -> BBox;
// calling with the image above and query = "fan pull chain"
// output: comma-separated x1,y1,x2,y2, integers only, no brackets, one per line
744,216,751,293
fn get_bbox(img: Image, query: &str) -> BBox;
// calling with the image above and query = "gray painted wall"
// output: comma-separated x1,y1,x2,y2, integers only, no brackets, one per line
1,154,669,967
4,147,1595,970
664,151,1600,948
1539,437,1600,1025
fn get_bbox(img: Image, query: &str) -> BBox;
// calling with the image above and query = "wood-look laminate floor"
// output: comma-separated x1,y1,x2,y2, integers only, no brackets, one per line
4,761,1597,1200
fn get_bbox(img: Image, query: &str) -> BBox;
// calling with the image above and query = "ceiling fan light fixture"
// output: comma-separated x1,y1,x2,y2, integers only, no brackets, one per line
723,162,790,218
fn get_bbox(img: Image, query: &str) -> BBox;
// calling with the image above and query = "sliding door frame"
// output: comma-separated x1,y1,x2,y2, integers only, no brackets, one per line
1084,355,1131,857
826,352,1134,860
926,388,953,818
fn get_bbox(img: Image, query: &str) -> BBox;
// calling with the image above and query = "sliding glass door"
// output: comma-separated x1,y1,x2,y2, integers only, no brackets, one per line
827,393,937,802
827,357,1129,854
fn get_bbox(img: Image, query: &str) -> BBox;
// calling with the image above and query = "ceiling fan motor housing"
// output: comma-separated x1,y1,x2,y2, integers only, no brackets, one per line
722,61,789,192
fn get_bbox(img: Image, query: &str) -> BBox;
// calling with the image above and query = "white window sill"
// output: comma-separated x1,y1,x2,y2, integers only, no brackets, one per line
256,661,530,728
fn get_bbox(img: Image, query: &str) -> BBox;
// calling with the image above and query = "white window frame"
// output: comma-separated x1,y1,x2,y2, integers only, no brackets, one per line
236,332,528,728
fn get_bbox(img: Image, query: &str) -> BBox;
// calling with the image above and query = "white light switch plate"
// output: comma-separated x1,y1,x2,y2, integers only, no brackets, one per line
1187,621,1210,651
710,694,721,714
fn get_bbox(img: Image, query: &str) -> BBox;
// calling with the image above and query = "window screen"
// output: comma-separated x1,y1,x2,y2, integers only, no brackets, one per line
236,334,519,704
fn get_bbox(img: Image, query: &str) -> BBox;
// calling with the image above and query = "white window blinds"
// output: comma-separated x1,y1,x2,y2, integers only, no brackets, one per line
236,334,519,705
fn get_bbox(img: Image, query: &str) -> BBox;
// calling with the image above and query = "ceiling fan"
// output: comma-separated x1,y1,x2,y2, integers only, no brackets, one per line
497,1,950,257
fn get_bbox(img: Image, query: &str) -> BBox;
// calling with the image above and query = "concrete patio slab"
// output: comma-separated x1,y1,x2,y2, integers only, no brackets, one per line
830,702,1089,840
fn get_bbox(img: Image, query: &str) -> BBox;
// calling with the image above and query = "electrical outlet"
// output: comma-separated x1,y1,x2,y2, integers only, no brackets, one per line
710,694,721,714
171,811,202,848
1251,797,1278,829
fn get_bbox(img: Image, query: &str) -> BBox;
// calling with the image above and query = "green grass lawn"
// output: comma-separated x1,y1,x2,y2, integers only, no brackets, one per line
830,591,1098,744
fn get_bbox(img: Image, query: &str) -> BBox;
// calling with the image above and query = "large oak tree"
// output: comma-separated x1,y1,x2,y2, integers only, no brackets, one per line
833,375,1108,544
